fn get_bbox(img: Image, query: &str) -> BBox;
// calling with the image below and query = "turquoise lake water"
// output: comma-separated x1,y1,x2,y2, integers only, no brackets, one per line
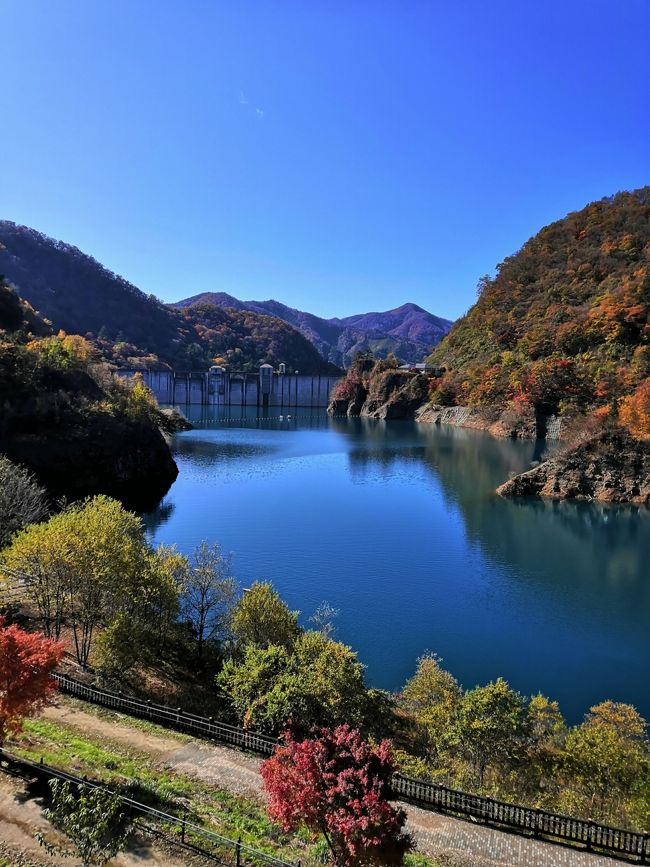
146,408,650,724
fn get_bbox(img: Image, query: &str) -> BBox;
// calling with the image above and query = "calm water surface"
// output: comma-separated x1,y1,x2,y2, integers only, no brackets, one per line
146,408,650,723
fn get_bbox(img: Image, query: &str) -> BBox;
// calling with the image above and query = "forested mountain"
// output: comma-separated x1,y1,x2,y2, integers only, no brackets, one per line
173,293,452,366
0,276,51,337
0,221,195,366
429,188,650,415
0,222,338,373
0,279,177,507
183,303,341,373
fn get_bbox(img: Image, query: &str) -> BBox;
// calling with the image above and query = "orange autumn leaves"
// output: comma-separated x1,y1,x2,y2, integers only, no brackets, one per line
620,379,650,441
429,189,650,420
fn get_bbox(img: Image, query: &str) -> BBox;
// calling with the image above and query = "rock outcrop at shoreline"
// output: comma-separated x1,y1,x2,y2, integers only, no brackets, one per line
328,371,429,420
416,404,543,439
497,431,650,504
329,367,650,503
329,385,561,441
160,406,193,432
4,416,179,511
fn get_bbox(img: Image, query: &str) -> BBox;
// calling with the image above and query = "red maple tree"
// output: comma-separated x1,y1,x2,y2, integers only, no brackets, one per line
260,724,412,867
0,618,65,744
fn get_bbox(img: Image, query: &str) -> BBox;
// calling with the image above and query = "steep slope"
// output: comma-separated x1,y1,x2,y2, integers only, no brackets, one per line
172,293,452,366
183,302,341,374
0,280,177,508
0,222,338,373
429,188,650,416
327,189,650,502
0,275,52,337
422,187,650,503
0,220,195,366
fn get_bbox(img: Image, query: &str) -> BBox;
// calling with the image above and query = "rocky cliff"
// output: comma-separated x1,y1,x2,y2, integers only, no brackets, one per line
496,431,650,504
4,415,178,511
329,363,556,437
329,370,429,420
415,404,540,439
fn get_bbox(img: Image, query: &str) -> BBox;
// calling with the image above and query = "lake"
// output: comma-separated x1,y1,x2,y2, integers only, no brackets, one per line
146,408,650,724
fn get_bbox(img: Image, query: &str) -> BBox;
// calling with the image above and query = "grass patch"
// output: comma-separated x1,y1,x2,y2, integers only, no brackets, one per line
11,715,444,867
11,718,307,864
61,695,193,743
405,856,446,867
15,718,195,803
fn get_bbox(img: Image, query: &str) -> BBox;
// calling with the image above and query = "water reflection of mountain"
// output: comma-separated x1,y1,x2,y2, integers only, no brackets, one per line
427,430,650,606
146,413,649,720
338,418,650,609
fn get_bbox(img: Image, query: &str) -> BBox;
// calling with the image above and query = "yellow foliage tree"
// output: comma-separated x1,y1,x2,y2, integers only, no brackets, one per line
1,496,185,668
401,653,462,762
26,331,93,370
231,581,300,650
560,701,649,826
125,372,160,422
619,378,650,440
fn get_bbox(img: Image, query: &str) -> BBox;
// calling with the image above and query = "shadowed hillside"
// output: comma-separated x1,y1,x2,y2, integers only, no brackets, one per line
0,222,339,373
0,220,194,365
0,279,177,507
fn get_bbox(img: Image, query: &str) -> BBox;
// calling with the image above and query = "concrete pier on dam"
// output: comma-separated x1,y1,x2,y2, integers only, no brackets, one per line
117,365,341,409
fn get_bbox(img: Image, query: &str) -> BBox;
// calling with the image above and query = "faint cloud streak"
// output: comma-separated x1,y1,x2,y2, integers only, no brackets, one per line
238,89,264,119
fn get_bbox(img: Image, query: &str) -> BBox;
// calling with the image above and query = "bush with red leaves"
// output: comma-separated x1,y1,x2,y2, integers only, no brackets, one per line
0,618,64,744
261,724,412,867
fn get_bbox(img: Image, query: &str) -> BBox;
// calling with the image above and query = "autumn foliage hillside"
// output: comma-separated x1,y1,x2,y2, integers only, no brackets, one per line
429,189,650,432
184,302,341,374
0,279,178,507
0,222,341,373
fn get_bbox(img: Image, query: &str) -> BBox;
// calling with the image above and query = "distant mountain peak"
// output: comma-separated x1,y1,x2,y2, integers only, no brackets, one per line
0,223,340,374
0,218,452,371
391,302,427,313
171,292,453,367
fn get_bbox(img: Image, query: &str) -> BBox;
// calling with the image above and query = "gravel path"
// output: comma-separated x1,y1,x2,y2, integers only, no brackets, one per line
0,772,190,866
30,702,629,867
41,702,264,799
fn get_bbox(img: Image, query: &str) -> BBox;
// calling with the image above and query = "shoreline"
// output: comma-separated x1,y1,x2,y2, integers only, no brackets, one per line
329,394,649,505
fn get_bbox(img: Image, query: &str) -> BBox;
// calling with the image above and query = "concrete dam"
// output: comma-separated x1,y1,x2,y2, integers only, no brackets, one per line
118,366,341,408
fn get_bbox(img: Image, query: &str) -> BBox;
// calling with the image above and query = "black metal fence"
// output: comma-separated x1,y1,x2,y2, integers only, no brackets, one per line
392,774,649,862
53,673,650,863
53,673,278,755
0,747,297,867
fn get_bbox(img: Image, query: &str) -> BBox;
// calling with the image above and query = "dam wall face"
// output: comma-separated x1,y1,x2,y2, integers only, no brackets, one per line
116,369,340,408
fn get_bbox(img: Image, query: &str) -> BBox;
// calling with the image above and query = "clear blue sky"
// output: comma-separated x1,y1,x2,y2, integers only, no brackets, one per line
3,1,649,320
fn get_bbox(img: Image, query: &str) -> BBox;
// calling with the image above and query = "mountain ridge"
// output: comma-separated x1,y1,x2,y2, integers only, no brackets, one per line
171,293,452,366
0,222,339,374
